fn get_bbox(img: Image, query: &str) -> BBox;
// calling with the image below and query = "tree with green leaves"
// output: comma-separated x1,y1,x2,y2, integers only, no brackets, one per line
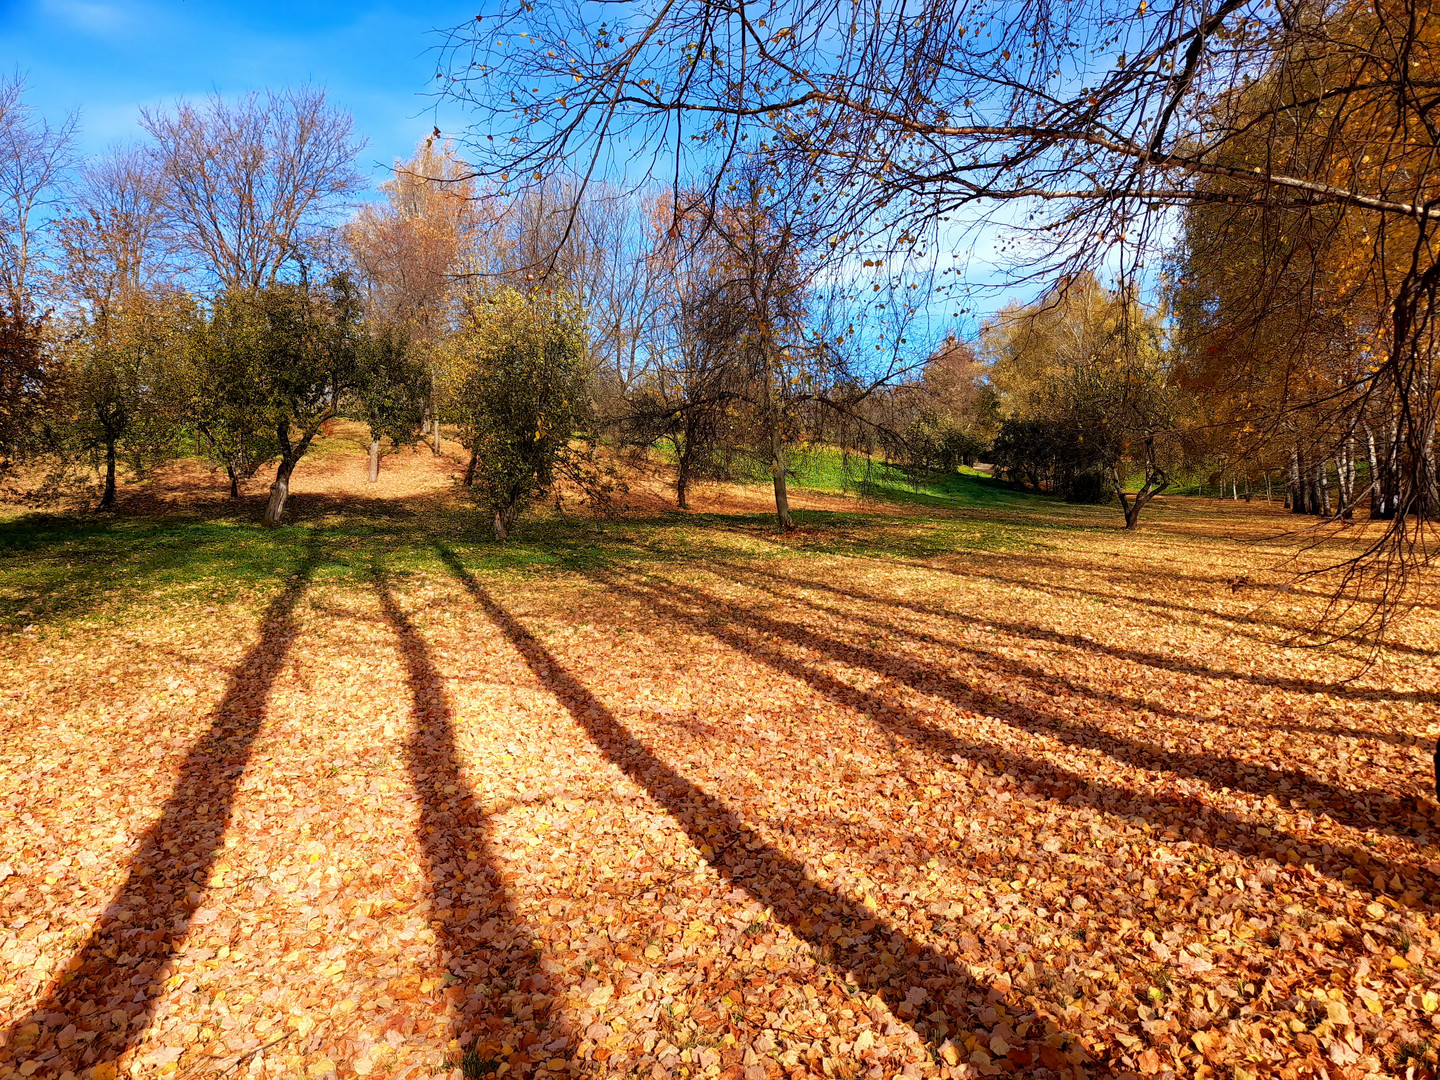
353,324,427,482
441,288,588,540
193,277,362,524
57,292,196,510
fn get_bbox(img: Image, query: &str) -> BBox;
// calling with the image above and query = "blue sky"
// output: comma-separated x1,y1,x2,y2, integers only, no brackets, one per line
0,0,1090,325
1,0,478,184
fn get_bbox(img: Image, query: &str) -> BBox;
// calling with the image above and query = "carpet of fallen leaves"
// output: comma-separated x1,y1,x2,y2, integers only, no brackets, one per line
4,491,1440,1080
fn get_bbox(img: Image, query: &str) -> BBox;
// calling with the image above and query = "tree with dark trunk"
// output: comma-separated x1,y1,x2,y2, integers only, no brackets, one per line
194,278,361,527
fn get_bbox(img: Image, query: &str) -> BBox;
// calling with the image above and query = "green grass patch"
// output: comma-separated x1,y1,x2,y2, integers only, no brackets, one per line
0,446,1141,635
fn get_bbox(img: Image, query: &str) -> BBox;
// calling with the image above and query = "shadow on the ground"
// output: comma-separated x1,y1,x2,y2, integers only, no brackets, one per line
590,567,1438,911
709,557,1434,723
434,545,1083,1075
0,534,322,1076
371,567,571,1073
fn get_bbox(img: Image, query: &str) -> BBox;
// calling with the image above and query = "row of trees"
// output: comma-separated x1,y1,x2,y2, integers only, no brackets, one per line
0,66,1387,542
0,81,601,534
440,0,1440,627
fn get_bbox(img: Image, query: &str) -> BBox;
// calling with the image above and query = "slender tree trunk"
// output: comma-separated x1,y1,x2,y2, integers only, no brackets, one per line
1318,462,1332,516
1383,417,1400,519
463,448,478,487
771,429,793,529
676,437,692,511
1338,447,1348,516
98,435,118,511
1265,471,1272,504
226,464,240,499
433,419,442,456
263,458,296,527
1289,448,1304,514
1424,423,1439,518
368,438,380,483
1364,423,1382,517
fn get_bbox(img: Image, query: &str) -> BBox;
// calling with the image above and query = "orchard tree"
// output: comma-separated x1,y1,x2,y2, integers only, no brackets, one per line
49,143,189,509
58,292,195,509
442,287,588,540
353,325,428,482
194,277,362,524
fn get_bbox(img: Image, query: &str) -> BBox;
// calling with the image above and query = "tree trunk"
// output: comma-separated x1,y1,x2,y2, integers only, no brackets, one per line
1289,448,1304,514
433,419,442,456
463,448,478,487
1336,443,1347,521
368,438,380,483
263,459,296,527
1364,423,1382,517
1317,461,1332,517
493,508,508,542
1381,418,1400,519
675,430,694,510
1113,459,1167,530
98,436,118,510
771,437,793,530
1424,423,1439,518
227,464,240,499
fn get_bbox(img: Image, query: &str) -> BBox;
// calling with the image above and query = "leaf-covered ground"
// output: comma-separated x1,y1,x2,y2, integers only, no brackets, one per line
3,451,1440,1080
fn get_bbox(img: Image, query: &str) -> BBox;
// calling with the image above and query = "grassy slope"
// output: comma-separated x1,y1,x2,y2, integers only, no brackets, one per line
0,453,1101,636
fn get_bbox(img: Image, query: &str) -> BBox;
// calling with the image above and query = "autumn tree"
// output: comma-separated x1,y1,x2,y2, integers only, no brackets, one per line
986,277,1181,527
44,145,194,509
441,287,589,540
142,88,364,292
622,216,746,510
438,0,1440,627
346,140,483,452
898,337,998,473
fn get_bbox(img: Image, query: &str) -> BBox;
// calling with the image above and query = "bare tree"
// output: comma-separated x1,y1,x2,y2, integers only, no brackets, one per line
439,0,1440,629
56,145,170,317
141,88,364,291
0,73,77,311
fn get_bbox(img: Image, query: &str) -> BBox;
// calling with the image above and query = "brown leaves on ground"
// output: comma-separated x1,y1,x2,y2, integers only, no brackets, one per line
2,500,1440,1080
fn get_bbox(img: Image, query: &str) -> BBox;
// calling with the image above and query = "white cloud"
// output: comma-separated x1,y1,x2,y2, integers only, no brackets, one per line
42,0,130,36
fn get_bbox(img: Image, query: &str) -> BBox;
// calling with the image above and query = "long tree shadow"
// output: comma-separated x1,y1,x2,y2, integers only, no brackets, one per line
433,545,1082,1075
707,559,1211,726
370,568,570,1074
641,571,1421,833
715,556,1433,715
592,568,1437,909
899,552,1440,661
0,533,322,1077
